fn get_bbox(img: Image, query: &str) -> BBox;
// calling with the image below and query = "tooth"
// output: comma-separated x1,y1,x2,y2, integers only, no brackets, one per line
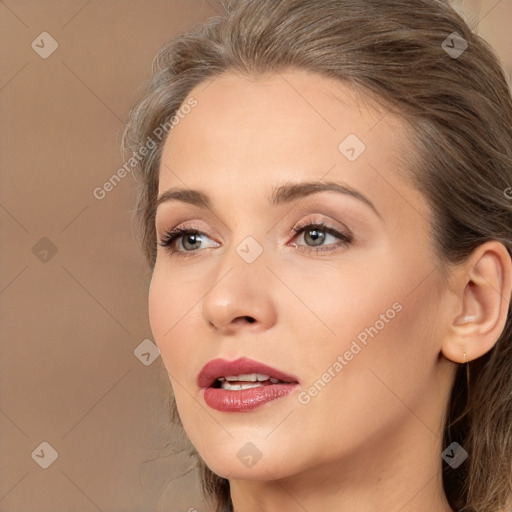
270,378,280,384
225,373,261,382
239,374,258,381
223,373,274,382
221,381,264,390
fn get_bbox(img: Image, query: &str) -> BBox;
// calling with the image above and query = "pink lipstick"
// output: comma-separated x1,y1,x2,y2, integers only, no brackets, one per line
198,357,300,412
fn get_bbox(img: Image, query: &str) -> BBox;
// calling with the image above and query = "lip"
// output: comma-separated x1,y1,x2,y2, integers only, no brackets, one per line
197,357,300,388
198,357,300,412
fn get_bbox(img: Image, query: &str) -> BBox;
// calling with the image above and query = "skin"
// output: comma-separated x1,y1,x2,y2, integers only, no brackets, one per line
148,70,512,512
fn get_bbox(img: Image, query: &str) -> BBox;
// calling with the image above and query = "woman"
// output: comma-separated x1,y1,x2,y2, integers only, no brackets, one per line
123,0,512,510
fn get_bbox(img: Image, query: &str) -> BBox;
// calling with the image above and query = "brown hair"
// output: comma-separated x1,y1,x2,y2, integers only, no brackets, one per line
122,0,512,510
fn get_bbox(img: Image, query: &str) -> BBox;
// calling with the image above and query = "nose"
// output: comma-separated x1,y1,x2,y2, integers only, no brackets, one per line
201,255,278,335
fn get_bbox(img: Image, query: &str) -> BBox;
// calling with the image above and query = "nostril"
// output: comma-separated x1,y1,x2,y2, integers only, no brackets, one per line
235,316,255,324
227,316,257,327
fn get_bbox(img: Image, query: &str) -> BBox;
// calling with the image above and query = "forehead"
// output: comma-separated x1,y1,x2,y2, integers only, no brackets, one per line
162,70,393,166
158,70,423,217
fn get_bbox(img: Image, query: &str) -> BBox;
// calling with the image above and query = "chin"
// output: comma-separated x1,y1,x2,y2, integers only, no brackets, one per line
202,455,294,482
190,435,299,481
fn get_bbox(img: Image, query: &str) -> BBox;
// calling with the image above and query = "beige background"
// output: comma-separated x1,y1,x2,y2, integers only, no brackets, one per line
0,1,510,511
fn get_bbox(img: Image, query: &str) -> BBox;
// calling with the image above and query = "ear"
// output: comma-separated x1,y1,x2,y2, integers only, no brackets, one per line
441,241,512,364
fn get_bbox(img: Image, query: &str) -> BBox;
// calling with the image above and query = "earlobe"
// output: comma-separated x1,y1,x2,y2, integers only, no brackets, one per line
441,241,512,364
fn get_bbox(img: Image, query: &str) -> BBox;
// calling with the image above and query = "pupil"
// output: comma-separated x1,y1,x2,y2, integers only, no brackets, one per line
184,233,201,250
305,229,325,246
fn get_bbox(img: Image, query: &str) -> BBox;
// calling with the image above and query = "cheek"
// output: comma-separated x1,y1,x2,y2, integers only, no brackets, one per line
280,259,405,358
288,281,441,464
148,268,195,375
148,271,169,347
292,257,440,408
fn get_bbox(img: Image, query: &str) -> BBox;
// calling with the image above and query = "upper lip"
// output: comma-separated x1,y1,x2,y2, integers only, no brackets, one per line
197,357,300,389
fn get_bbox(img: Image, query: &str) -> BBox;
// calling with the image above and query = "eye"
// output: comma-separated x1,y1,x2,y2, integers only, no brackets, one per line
290,221,352,254
158,225,219,258
158,220,352,259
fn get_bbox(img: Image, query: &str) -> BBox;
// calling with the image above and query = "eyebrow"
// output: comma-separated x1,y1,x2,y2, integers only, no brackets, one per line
155,180,381,219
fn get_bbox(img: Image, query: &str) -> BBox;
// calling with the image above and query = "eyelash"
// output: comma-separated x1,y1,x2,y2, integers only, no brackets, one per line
158,221,353,259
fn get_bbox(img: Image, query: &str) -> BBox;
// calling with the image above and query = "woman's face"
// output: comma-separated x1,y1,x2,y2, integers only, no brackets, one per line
149,70,455,482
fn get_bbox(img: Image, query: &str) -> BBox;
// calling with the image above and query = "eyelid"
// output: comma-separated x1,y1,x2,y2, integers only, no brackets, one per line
289,215,352,241
292,219,346,234
157,221,211,245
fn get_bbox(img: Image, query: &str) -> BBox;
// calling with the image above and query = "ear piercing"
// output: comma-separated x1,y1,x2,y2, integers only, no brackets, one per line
463,351,470,389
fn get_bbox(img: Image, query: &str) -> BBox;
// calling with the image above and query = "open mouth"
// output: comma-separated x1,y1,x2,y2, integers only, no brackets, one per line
197,357,299,390
198,357,300,412
211,373,288,390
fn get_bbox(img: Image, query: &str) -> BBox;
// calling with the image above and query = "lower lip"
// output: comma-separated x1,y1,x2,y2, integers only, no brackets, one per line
202,383,299,412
